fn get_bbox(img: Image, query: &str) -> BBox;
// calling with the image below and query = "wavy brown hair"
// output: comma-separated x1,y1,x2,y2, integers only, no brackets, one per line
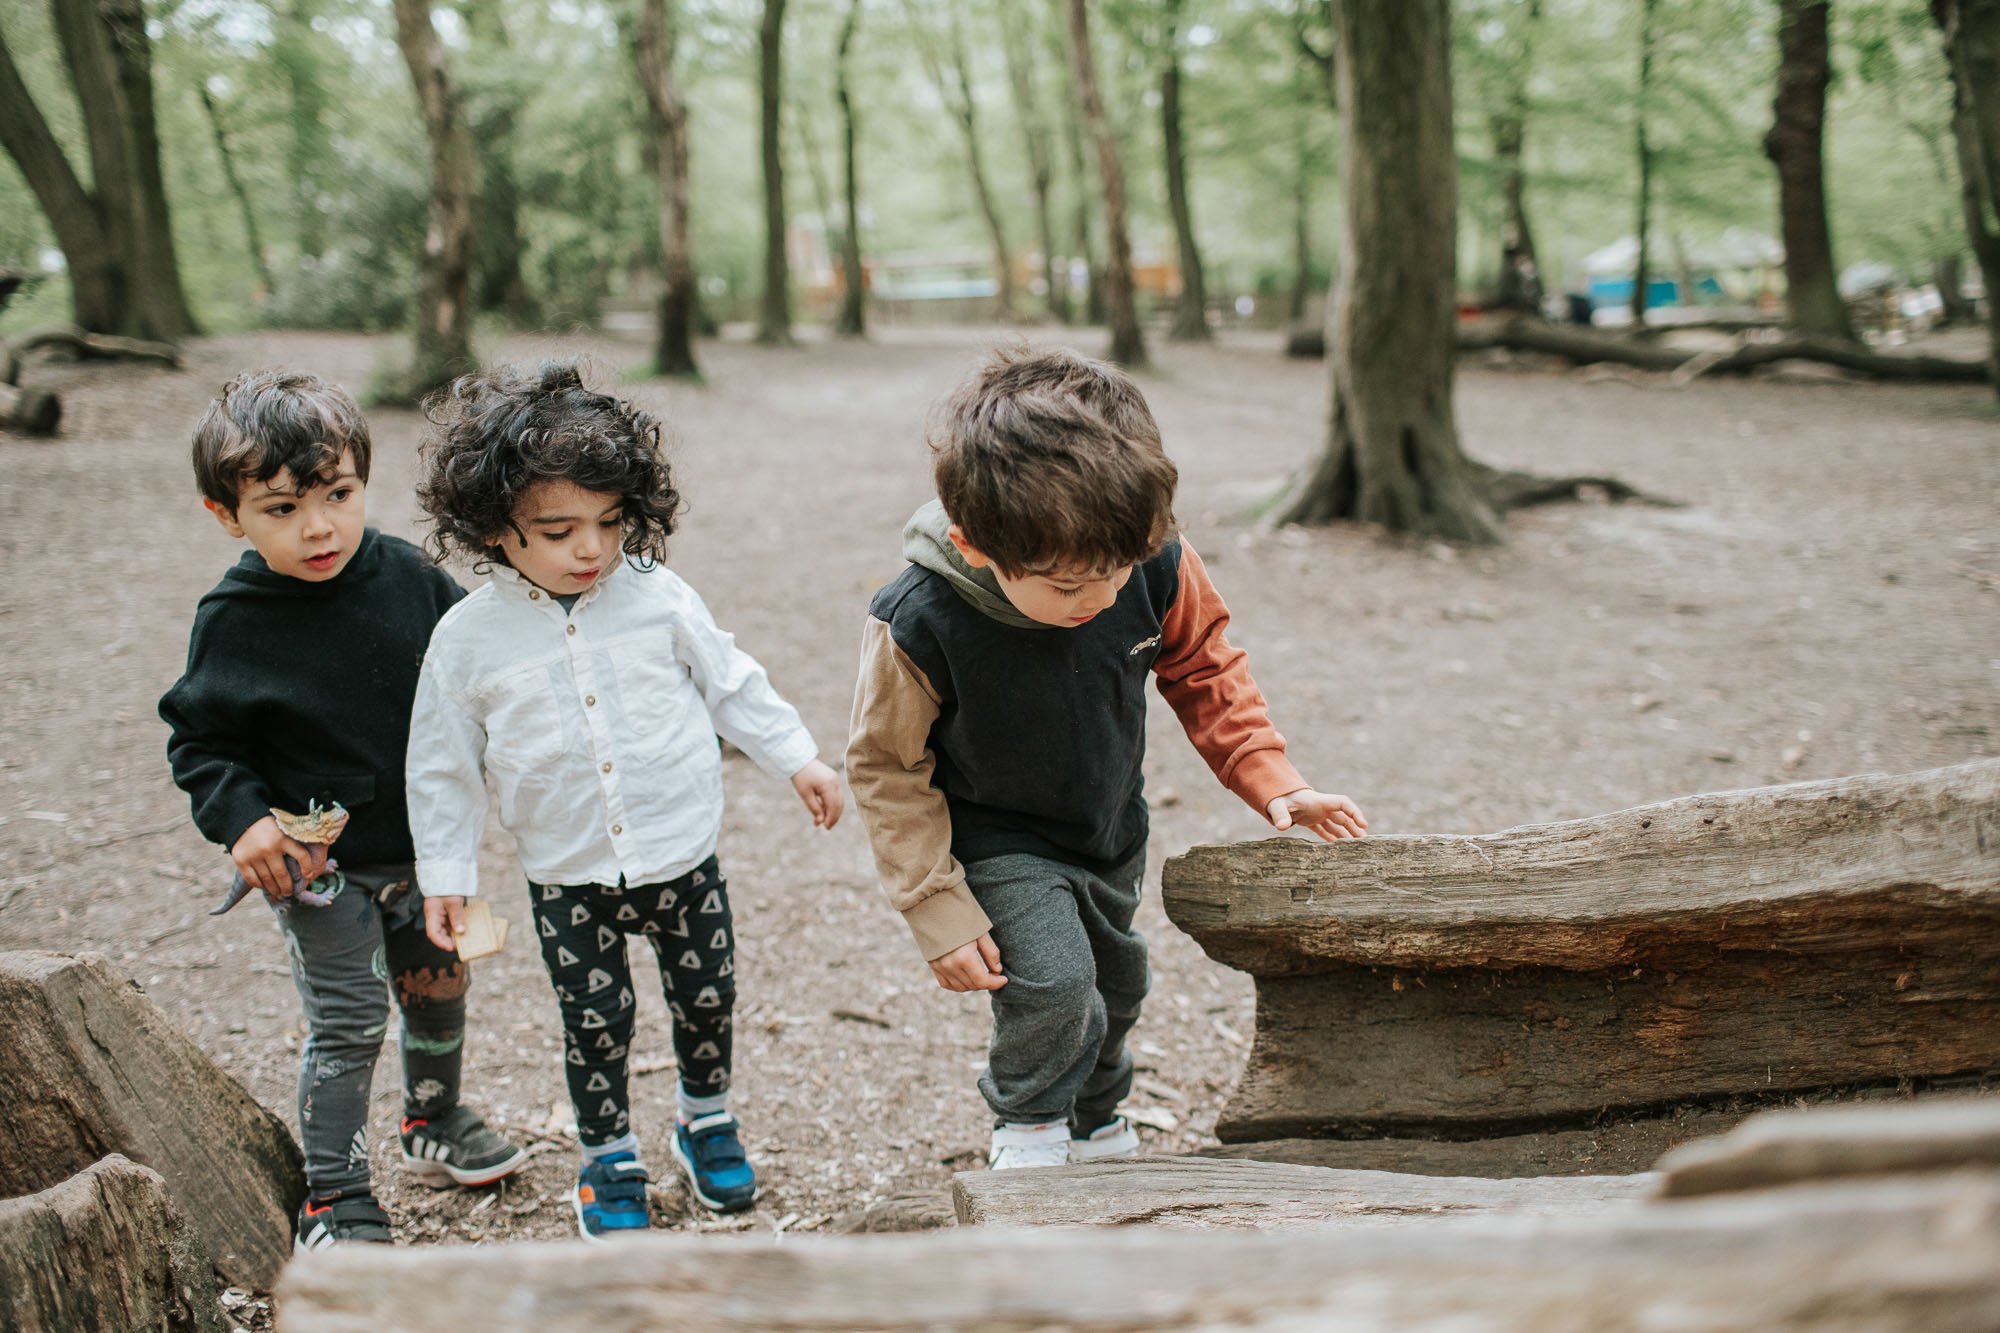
417,361,681,567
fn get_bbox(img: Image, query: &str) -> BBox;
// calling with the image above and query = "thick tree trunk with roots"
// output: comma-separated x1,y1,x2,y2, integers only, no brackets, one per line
1065,0,1147,367
1278,0,1499,542
636,0,700,378
1162,0,1210,341
1934,0,2000,395
0,2,196,341
835,0,867,338
1766,0,1856,341
1002,2,1064,325
390,0,477,401
757,0,792,345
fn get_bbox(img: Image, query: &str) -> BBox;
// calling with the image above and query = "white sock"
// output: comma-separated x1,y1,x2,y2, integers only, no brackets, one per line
678,1087,728,1123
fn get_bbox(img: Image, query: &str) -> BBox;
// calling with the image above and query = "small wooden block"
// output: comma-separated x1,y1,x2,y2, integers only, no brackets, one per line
455,900,509,963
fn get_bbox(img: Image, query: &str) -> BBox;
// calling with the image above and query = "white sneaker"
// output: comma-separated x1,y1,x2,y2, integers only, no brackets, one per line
988,1121,1071,1170
1069,1115,1140,1162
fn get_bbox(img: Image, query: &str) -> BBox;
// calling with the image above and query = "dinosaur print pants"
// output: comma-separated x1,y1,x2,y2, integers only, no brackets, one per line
276,864,467,1200
529,855,735,1148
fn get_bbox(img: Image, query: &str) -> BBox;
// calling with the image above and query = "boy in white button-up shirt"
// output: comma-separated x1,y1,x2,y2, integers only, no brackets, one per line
407,362,842,1239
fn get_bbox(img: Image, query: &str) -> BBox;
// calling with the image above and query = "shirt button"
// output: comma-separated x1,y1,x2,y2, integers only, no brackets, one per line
529,590,539,600
611,823,623,836
601,762,613,774
566,623,577,636
584,694,596,707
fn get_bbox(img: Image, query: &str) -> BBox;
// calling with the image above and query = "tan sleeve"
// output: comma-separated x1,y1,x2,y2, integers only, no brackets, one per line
845,616,992,962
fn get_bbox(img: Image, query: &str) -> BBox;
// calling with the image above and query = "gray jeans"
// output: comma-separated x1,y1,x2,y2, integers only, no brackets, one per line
275,865,467,1199
966,849,1149,1130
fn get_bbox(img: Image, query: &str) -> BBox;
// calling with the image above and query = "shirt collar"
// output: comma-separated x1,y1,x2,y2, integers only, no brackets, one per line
485,558,618,609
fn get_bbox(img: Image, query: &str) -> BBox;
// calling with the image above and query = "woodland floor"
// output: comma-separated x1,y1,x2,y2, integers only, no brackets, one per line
1,320,1995,1259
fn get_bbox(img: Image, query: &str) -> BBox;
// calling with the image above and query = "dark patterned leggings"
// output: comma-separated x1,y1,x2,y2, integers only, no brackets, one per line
529,855,735,1147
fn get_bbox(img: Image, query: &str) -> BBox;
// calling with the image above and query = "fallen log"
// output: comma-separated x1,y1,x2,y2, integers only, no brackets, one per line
0,1154,225,1333
1456,317,1990,383
0,952,305,1289
950,1155,1652,1230
1162,761,2000,1143
11,326,181,370
0,382,61,435
1658,1093,2000,1198
277,1168,2000,1330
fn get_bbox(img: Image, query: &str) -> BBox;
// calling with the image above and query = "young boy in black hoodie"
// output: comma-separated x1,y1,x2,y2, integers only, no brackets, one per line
159,369,523,1250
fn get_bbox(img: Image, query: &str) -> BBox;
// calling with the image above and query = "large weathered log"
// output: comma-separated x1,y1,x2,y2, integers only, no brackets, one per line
278,1169,2000,1330
0,382,61,435
1456,317,1990,382
1162,762,2000,1141
950,1155,1653,1229
1658,1094,2000,1198
11,325,181,368
0,1154,224,1333
0,952,304,1289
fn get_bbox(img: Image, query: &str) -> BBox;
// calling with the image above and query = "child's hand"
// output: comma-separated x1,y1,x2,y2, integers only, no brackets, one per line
929,933,1006,993
790,759,845,829
230,815,328,900
424,895,468,951
1266,789,1368,841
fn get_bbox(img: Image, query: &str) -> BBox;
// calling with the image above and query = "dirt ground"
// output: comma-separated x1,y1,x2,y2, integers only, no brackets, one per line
1,322,1995,1255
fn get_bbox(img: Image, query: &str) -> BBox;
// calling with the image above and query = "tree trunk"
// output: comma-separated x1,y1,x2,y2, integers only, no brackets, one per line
834,0,867,338
1162,760,2000,1143
1001,1,1064,324
953,1156,1651,1230
1276,0,1499,542
1632,0,1657,327
1492,0,1542,315
1052,0,1102,324
0,1155,226,1333
1934,0,2000,395
636,0,700,378
197,81,272,294
1161,0,1210,341
911,4,1015,321
0,951,306,1289
464,4,536,325
757,0,792,345
1065,0,1146,367
1289,117,1314,324
273,0,330,259
390,0,477,400
1765,1,1855,340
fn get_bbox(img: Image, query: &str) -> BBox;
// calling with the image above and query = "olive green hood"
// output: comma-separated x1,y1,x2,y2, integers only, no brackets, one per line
900,500,1042,630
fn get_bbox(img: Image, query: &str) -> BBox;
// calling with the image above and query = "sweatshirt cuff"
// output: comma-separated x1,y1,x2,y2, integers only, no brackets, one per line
904,882,994,962
415,858,480,899
203,784,278,853
1226,747,1309,815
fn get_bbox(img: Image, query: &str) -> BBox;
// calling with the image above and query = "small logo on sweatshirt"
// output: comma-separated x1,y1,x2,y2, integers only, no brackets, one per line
1127,634,1162,657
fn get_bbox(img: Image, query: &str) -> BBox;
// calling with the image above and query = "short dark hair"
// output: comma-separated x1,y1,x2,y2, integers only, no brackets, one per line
191,369,371,510
928,344,1178,576
417,360,680,567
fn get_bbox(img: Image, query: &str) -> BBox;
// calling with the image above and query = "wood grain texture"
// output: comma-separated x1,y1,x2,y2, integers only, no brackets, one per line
1658,1093,2000,1197
0,1155,224,1333
1160,763,2000,1140
0,951,304,1289
949,1155,1653,1229
1195,1111,1740,1178
277,1170,2000,1331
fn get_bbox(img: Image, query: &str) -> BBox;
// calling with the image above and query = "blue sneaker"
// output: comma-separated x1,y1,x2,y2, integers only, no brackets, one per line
571,1152,652,1242
671,1112,757,1213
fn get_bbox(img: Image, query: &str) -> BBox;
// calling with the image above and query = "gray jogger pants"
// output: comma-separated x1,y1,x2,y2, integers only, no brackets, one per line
966,849,1148,1131
275,865,467,1199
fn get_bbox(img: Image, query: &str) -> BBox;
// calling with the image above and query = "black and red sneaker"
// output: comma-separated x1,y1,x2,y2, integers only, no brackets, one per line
295,1194,392,1252
400,1105,528,1187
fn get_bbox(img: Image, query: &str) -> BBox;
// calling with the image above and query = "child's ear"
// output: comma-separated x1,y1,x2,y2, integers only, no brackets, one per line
946,524,992,569
204,497,247,539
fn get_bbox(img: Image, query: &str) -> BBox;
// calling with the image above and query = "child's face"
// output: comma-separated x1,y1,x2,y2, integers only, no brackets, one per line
206,448,366,582
947,525,1133,627
494,480,625,596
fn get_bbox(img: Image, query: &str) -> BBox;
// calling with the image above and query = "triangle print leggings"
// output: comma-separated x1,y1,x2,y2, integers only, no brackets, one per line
528,855,734,1149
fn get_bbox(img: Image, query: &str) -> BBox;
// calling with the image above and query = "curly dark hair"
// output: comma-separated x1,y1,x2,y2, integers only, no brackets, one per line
417,361,680,568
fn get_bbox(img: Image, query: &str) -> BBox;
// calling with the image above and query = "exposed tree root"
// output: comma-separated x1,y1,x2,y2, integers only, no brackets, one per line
1477,463,1680,512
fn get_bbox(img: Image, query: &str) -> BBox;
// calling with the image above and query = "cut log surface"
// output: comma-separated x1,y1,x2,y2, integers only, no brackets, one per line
277,1170,2000,1331
0,382,61,435
1659,1093,2000,1198
0,1154,225,1333
1163,762,2000,1140
0,952,304,1289
950,1155,1653,1229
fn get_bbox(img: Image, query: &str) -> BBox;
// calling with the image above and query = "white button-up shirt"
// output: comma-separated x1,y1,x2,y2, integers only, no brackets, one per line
408,560,819,898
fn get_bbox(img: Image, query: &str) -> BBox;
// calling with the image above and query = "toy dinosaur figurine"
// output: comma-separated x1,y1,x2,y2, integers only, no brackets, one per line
210,801,350,915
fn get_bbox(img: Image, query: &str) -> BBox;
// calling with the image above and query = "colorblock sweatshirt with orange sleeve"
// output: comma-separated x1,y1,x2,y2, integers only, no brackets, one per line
846,503,1306,961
